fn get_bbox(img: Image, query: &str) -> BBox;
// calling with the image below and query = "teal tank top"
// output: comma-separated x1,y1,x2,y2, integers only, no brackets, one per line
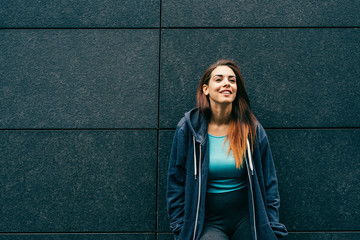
207,134,247,193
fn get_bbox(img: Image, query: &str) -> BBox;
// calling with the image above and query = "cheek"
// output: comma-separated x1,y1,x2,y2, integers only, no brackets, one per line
233,88,238,98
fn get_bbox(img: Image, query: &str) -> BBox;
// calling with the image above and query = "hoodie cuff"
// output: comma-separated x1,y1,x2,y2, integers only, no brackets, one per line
270,222,288,238
169,218,183,235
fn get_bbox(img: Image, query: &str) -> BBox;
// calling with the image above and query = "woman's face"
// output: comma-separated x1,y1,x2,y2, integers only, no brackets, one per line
203,65,237,106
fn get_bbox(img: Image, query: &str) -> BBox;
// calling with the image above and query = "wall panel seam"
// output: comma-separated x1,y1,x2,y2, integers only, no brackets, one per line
160,26,360,30
156,0,163,239
1,26,359,30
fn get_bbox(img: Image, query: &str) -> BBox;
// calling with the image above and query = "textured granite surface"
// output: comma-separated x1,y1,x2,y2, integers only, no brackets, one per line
162,0,360,27
157,233,173,240
1,1,359,238
268,129,360,231
0,29,159,129
0,130,157,232
0,1,159,28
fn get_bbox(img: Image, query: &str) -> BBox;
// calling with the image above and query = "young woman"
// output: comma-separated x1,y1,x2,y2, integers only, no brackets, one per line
167,59,288,240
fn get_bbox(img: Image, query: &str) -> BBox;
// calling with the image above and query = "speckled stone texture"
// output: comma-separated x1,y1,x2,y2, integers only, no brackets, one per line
0,130,157,232
157,233,173,240
0,30,159,129
160,28,360,128
267,129,360,231
0,1,159,28
162,0,360,27
1,0,359,238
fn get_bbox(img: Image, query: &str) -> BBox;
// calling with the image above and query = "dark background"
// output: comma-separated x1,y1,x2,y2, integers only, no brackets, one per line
1,1,359,239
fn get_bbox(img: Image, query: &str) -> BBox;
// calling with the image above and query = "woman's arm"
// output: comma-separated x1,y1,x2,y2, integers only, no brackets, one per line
258,125,288,238
167,127,187,237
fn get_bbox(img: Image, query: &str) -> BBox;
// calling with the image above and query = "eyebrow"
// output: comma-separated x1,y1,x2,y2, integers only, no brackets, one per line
213,74,236,78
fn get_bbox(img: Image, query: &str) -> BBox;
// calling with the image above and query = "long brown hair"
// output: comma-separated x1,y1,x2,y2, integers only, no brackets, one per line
196,59,257,168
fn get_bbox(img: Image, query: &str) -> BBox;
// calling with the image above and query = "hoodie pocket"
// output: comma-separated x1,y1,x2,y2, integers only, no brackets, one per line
258,222,278,240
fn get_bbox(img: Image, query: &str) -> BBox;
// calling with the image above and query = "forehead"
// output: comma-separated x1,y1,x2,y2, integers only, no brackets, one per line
211,65,235,77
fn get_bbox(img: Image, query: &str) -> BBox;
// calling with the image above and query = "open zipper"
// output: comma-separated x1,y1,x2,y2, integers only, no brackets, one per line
246,138,257,240
192,136,202,240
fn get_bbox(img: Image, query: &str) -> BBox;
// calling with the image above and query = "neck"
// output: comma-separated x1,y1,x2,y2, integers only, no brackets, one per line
210,103,232,125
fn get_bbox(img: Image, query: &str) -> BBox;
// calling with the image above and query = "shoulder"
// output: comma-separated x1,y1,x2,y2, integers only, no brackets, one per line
174,110,193,138
254,120,268,144
175,115,188,136
175,107,200,134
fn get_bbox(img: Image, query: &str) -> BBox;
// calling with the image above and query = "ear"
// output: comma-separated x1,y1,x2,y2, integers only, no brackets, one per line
203,84,209,95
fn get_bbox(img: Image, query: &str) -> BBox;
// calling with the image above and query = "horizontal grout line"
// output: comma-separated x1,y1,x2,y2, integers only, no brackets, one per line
157,230,360,234
160,127,360,131
0,232,155,235
0,128,158,131
289,230,360,233
1,125,360,131
0,127,359,131
0,27,160,30
2,230,360,235
161,26,360,29
265,126,360,130
0,26,358,30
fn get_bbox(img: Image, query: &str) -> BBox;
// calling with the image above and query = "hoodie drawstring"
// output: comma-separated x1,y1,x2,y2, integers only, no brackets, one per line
246,138,254,175
192,136,202,240
193,136,197,179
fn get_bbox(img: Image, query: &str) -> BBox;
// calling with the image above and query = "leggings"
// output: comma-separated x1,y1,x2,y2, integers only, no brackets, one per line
200,187,252,240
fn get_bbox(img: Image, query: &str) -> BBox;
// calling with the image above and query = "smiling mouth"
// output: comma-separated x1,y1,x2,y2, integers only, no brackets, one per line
220,90,232,94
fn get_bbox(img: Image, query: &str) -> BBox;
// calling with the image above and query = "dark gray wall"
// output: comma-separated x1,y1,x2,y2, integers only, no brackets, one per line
1,1,359,239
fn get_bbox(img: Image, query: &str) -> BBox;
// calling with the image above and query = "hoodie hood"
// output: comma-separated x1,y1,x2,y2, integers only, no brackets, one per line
184,108,208,145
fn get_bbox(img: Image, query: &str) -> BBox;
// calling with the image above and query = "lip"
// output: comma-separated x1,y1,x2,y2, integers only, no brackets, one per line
220,89,233,94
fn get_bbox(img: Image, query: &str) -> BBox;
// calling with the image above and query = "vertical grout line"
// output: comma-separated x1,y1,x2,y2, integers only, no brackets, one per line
155,1,162,240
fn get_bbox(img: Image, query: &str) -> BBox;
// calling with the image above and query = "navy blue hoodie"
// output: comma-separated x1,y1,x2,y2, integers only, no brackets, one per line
167,108,288,240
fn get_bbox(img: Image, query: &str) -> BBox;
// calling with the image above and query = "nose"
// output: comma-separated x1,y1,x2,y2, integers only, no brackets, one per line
223,78,230,86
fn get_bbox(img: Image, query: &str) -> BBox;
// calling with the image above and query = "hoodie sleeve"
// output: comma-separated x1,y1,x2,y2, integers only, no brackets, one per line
167,126,187,236
258,124,288,238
